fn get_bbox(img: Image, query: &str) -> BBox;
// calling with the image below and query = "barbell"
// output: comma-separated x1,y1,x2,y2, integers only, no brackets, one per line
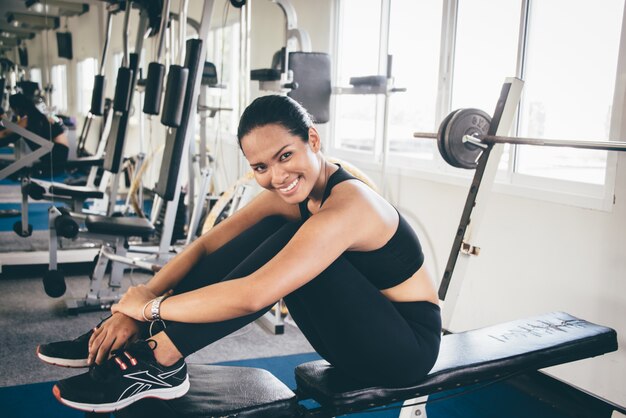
414,108,626,170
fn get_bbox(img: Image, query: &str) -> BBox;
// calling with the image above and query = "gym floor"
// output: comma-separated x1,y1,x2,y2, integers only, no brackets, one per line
0,264,315,388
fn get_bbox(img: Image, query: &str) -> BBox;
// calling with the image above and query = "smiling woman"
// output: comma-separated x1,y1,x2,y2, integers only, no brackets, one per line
39,95,442,413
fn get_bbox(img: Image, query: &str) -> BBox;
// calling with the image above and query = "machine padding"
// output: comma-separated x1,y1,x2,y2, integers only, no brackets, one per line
85,214,155,237
47,184,104,199
114,364,298,418
288,52,331,124
294,312,618,410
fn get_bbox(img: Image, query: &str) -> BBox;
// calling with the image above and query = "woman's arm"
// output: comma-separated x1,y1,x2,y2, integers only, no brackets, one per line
144,189,300,296
114,184,387,323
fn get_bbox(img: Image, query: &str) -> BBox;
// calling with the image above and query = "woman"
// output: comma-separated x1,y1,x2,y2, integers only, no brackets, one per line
38,95,441,413
0,93,69,176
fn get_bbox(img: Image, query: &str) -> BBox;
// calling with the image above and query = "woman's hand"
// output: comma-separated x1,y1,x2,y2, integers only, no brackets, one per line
111,284,158,322
88,313,140,365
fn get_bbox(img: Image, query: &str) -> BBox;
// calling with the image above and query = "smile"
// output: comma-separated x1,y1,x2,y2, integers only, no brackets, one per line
279,177,299,193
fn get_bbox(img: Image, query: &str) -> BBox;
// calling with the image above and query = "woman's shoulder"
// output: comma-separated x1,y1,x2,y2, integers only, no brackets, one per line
322,178,390,218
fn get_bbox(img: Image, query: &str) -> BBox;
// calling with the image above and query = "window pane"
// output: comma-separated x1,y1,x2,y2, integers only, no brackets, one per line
334,0,382,152
516,0,624,184
452,0,521,113
388,0,442,160
335,95,378,152
77,58,98,115
205,23,241,136
29,68,42,88
452,0,521,171
50,65,68,112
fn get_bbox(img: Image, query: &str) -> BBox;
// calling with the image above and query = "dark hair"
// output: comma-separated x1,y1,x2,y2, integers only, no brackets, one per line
9,93,45,123
237,95,314,149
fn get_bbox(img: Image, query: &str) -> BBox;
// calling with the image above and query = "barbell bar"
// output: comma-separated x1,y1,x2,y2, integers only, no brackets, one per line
414,108,626,169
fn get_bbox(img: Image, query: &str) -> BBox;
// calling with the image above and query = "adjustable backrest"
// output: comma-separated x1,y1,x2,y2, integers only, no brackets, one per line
287,52,331,124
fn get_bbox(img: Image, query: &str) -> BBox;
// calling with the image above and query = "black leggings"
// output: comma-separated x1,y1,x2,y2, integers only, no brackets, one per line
163,216,441,387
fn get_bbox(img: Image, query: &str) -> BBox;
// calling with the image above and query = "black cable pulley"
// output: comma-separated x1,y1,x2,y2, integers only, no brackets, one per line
90,74,106,116
160,64,189,127
113,67,134,112
143,62,165,115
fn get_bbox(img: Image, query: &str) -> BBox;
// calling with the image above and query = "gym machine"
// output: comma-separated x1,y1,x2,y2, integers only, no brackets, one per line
48,0,214,313
42,0,156,300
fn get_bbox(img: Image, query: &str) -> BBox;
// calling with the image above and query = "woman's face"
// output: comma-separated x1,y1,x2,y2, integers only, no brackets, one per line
241,123,323,204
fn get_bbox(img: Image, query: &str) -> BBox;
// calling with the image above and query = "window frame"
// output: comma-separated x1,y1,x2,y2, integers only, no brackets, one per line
329,0,624,211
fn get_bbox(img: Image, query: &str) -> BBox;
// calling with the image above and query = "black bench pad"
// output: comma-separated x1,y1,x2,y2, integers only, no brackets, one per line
85,214,155,237
295,312,617,411
48,183,104,199
115,364,298,418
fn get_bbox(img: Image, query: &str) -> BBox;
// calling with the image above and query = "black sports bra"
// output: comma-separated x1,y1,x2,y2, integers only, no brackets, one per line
299,165,424,290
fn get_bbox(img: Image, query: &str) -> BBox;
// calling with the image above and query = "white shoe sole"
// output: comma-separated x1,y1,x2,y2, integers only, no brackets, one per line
54,374,190,413
37,347,88,368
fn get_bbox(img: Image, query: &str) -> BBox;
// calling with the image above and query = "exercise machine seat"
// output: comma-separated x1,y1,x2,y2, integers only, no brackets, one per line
114,364,298,418
85,214,155,237
250,48,285,82
294,312,618,412
250,68,281,82
47,184,104,199
63,155,105,169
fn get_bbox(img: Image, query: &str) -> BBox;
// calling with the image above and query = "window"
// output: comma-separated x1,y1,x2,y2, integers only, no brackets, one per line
388,0,443,162
332,0,445,162
451,0,521,173
29,68,43,88
515,0,624,184
333,0,626,202
76,58,98,116
50,64,68,113
333,0,383,155
204,22,241,136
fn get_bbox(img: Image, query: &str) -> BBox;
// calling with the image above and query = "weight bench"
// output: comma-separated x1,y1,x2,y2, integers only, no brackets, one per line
111,312,616,417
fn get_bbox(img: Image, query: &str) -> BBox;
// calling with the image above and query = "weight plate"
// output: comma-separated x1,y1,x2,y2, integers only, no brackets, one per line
437,109,461,168
443,108,491,169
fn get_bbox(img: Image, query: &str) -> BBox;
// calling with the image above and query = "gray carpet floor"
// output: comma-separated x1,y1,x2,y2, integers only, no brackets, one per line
0,265,314,388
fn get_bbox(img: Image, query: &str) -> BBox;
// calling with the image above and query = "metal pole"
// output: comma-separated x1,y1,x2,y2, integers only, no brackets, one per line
99,11,113,74
122,1,131,67
480,135,626,152
413,131,626,152
156,0,171,61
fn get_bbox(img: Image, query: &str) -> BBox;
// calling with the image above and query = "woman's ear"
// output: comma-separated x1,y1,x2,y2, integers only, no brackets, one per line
308,127,322,152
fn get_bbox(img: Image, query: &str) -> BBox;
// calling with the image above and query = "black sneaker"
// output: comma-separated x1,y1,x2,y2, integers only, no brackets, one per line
53,339,189,412
37,318,163,368
37,327,94,368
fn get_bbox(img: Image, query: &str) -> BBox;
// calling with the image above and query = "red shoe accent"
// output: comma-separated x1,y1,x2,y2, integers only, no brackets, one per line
114,357,128,370
124,351,138,366
52,384,61,401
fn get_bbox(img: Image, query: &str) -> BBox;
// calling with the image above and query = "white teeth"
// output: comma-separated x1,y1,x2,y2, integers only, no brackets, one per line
280,177,299,192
